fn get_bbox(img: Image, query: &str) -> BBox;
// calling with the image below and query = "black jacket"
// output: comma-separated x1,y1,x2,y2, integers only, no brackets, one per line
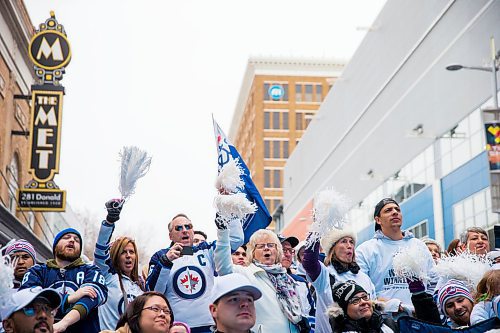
327,304,399,333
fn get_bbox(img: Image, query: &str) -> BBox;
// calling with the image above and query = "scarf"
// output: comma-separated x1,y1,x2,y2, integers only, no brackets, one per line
332,258,360,274
253,261,302,324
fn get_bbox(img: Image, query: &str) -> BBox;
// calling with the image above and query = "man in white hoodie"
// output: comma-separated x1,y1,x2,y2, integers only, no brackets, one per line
355,198,434,317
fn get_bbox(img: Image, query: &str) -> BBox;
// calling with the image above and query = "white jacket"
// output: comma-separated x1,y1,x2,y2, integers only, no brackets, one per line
470,295,500,325
356,230,433,312
215,229,300,333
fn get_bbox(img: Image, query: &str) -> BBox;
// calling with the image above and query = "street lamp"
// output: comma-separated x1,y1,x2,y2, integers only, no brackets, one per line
446,37,500,109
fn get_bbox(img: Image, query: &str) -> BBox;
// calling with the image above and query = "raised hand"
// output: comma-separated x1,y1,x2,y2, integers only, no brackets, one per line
105,198,124,223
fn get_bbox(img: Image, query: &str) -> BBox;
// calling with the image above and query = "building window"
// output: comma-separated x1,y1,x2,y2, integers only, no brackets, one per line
264,112,270,129
265,199,272,211
315,85,323,102
305,84,313,102
264,168,283,189
264,83,289,102
273,170,281,188
7,157,19,214
264,110,290,131
264,169,271,188
264,140,289,159
296,111,316,131
407,220,428,239
453,188,499,240
283,141,289,158
272,112,280,130
438,109,484,177
264,140,270,158
282,112,289,130
295,84,302,102
273,141,280,158
0,73,5,98
296,83,323,103
296,113,303,130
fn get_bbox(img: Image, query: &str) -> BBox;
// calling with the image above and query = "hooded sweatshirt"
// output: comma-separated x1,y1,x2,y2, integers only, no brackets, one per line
355,230,433,313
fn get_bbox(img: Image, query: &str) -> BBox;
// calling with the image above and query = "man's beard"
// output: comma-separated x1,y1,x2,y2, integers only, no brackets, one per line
55,246,80,262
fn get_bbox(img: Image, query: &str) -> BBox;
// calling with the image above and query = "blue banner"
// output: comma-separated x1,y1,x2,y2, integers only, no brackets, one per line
213,118,272,243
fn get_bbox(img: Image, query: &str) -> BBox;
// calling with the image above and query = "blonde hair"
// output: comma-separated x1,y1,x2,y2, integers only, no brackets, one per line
246,229,283,264
475,270,500,303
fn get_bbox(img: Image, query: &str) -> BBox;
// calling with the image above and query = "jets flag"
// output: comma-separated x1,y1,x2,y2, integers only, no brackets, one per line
213,118,272,243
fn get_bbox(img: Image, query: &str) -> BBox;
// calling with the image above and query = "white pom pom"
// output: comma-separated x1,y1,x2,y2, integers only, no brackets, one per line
393,244,430,281
216,158,244,193
119,146,152,199
311,189,350,234
434,251,492,289
0,241,15,309
214,193,257,220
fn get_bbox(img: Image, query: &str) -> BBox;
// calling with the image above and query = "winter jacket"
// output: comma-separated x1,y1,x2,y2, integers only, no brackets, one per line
215,229,300,333
327,302,398,333
94,221,144,330
303,240,376,333
356,231,433,313
20,257,108,333
470,295,500,325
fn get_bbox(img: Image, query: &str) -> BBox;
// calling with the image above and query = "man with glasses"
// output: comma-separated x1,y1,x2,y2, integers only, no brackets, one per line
1,287,61,333
278,235,314,323
147,213,243,332
327,280,398,333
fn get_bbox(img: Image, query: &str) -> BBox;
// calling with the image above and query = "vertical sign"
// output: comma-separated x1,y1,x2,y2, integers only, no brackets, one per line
17,12,70,212
483,108,500,213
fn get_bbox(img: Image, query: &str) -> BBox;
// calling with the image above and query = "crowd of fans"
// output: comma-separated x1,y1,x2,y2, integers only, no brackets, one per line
1,197,499,333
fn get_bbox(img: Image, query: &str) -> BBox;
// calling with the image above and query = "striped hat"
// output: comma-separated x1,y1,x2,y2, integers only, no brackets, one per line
437,279,473,315
4,239,36,262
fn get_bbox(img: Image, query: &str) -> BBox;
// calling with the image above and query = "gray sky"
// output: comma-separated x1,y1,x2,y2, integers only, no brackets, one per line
24,0,386,259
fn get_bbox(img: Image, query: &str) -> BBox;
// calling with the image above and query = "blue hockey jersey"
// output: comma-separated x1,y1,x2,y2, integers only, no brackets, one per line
20,258,108,333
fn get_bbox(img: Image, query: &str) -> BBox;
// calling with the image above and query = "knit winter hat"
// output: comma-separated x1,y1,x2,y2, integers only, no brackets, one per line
373,198,399,231
4,239,36,263
437,279,474,315
320,228,357,258
52,228,82,256
332,280,367,312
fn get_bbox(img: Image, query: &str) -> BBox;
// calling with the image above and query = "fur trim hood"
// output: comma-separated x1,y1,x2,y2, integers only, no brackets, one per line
321,228,357,257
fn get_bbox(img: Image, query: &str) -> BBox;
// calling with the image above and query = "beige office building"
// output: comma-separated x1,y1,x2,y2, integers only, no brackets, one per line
229,57,346,231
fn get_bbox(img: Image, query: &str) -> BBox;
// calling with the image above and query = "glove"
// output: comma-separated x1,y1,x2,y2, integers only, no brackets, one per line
214,213,227,230
105,199,124,223
406,277,425,294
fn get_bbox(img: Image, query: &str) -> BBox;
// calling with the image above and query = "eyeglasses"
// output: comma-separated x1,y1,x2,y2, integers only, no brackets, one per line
143,305,171,316
21,304,56,317
348,294,370,305
255,243,277,250
173,224,193,232
283,248,295,255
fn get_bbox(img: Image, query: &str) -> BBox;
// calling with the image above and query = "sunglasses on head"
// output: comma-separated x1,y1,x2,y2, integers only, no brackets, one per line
174,224,193,232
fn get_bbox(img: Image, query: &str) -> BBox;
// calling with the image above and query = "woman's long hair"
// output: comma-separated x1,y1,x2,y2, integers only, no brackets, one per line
475,270,500,303
116,291,174,333
110,237,143,286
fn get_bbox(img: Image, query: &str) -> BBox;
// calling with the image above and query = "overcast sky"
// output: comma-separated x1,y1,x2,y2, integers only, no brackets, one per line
24,0,386,260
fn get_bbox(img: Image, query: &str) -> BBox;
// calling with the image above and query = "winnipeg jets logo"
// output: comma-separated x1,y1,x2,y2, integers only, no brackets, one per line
173,266,206,299
180,272,199,292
